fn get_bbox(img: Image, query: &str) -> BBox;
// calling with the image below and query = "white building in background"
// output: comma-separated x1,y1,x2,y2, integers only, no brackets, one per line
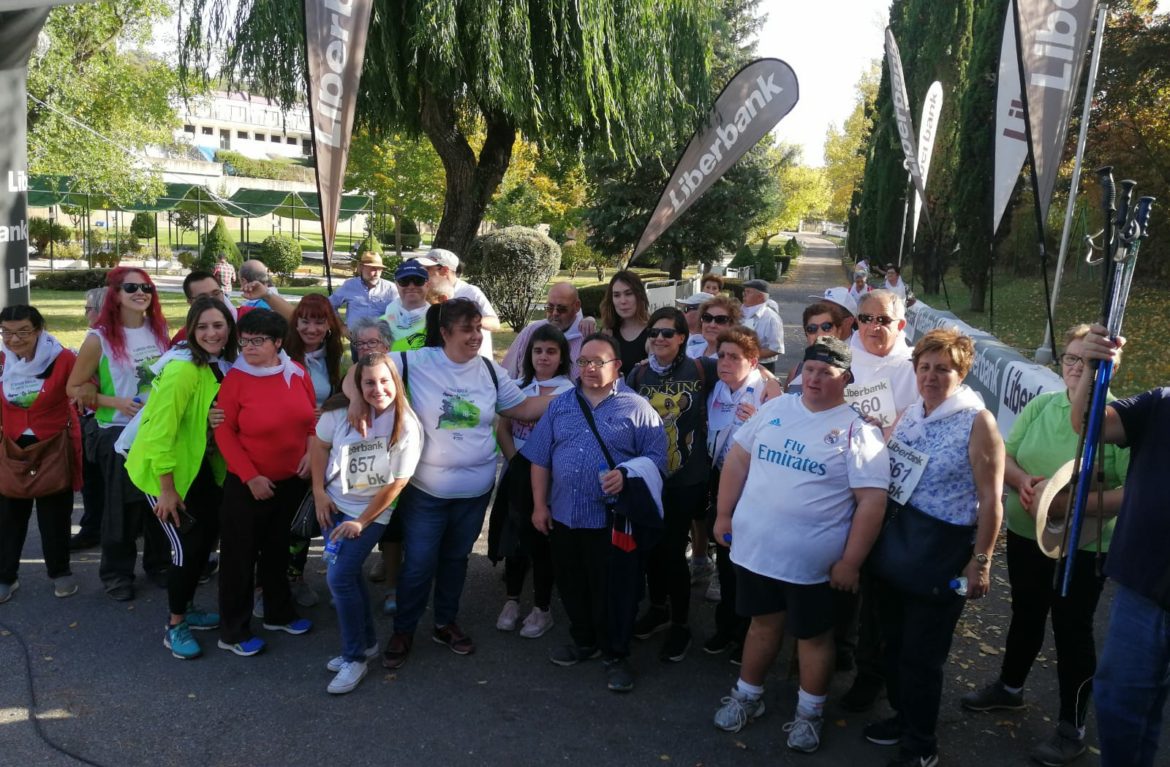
173,91,313,162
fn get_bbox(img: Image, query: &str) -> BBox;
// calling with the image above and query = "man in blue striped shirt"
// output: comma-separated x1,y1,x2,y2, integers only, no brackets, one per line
524,333,666,693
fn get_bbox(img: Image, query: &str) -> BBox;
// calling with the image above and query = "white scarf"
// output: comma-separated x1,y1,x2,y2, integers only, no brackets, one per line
520,375,573,397
1,331,64,401
232,349,305,386
707,369,764,463
896,384,985,443
394,302,429,329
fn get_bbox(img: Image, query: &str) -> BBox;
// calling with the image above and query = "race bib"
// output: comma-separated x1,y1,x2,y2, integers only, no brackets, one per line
845,378,898,429
886,437,929,504
340,438,393,494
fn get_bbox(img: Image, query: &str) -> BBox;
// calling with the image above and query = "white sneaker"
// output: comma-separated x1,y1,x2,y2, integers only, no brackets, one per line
689,556,714,584
496,599,521,631
519,607,554,639
714,687,766,732
52,575,79,598
325,644,380,672
705,572,722,602
327,659,368,694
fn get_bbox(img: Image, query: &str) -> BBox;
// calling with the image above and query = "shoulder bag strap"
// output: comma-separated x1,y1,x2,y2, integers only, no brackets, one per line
574,391,617,470
480,355,499,389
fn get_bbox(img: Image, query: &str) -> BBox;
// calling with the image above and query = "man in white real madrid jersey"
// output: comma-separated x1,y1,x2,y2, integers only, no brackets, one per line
711,336,889,755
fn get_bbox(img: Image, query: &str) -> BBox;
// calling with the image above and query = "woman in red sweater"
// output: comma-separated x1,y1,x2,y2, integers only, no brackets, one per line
214,309,318,656
0,305,83,603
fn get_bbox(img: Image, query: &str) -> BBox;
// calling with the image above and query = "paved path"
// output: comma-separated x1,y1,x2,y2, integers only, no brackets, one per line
767,235,852,382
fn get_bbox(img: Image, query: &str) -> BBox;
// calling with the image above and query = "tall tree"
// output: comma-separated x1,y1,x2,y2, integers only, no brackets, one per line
28,0,178,204
179,0,716,257
823,63,879,223
346,130,446,255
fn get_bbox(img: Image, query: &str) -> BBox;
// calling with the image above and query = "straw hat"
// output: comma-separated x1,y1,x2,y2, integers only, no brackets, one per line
1033,459,1104,558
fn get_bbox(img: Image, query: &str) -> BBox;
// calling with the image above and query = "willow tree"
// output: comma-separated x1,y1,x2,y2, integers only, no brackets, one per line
177,0,716,256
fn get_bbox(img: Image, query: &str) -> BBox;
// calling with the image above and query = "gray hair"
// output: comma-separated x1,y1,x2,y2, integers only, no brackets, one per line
860,289,905,320
239,259,270,285
85,287,105,314
351,316,393,346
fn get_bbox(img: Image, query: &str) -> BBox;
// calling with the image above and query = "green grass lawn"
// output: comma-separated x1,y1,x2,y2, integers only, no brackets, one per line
914,268,1168,397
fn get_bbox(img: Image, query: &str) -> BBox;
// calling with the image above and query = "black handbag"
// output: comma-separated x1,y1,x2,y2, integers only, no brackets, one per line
291,465,342,539
867,499,974,600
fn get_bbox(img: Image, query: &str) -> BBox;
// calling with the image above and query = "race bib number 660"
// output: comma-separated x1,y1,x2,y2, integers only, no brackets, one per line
340,438,393,494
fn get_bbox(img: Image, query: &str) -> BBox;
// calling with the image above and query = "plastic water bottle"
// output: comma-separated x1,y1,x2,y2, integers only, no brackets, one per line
734,387,755,425
949,576,968,596
599,462,617,505
322,528,343,566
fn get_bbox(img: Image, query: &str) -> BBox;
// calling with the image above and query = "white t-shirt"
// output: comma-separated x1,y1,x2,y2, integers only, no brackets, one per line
848,333,918,416
393,346,525,498
91,325,168,427
453,280,498,359
315,406,423,524
730,395,889,584
742,304,785,360
508,375,575,450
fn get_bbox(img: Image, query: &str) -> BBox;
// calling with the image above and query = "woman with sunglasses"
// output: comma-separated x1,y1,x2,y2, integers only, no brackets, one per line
68,267,171,602
0,305,83,604
382,260,432,351
124,297,237,658
627,306,719,663
283,293,345,609
686,296,742,360
599,270,651,375
214,309,318,657
785,301,852,395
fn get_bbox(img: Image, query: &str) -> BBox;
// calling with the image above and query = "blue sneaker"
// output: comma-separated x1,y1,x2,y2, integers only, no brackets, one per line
185,604,220,631
263,618,312,635
164,622,202,660
217,637,266,657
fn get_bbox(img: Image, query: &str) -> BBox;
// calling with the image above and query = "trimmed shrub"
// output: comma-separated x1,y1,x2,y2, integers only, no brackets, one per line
464,226,562,331
28,217,72,253
197,217,241,271
755,243,777,282
559,241,595,279
215,150,307,182
578,283,608,318
783,236,803,257
257,235,303,279
729,243,756,268
33,268,110,291
399,218,422,251
130,212,157,240
356,235,383,255
285,276,320,287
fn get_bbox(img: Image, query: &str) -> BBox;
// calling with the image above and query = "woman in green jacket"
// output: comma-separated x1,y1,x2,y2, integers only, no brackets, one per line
126,297,237,660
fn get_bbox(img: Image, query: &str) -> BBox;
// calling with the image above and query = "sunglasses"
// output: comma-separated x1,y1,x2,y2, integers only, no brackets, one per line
805,321,836,334
857,313,897,326
396,276,426,287
647,328,680,339
545,303,572,314
121,283,156,294
701,313,732,325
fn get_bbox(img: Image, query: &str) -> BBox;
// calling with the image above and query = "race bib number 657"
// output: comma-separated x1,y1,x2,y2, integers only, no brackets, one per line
340,438,393,494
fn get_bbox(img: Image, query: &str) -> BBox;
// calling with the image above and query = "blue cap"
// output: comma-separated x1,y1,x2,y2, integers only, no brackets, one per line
395,260,429,282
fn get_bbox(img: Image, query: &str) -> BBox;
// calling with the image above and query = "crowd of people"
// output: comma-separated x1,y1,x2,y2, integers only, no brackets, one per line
0,247,1164,767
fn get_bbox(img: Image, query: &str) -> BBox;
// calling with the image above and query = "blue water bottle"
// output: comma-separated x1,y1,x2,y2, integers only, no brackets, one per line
322,526,343,566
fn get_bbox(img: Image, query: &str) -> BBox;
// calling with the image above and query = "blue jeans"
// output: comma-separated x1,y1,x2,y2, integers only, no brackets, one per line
1096,584,1170,767
394,485,491,635
325,516,384,662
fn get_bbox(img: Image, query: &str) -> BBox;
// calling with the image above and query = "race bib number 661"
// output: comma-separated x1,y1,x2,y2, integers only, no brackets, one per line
340,438,393,494
886,437,929,504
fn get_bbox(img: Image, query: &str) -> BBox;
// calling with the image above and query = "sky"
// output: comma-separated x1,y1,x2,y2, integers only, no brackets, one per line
753,0,892,167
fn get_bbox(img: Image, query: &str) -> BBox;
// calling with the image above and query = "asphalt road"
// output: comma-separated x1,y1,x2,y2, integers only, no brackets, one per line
0,239,1118,766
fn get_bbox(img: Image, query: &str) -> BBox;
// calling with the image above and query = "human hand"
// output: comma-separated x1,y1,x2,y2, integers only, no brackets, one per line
154,488,184,527
600,468,624,496
116,397,143,419
207,403,224,429
1018,475,1044,512
531,504,552,535
314,492,337,530
829,560,861,593
347,396,369,437
332,519,363,540
295,453,311,479
964,558,991,600
247,475,276,501
714,515,732,547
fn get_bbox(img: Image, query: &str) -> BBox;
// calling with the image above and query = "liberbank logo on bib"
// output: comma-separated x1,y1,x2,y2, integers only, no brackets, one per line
757,440,827,476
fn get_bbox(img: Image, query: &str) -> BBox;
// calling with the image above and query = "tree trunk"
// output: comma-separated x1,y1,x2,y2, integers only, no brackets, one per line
967,268,987,313
420,88,515,258
393,205,403,259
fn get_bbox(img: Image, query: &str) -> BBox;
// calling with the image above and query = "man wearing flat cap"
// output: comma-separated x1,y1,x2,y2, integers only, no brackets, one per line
740,279,784,371
710,336,889,755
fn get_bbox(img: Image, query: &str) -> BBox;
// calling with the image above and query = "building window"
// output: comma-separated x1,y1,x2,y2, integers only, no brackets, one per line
255,132,266,142
302,139,313,156
201,126,213,135
219,129,231,150
237,131,248,140
286,136,297,145
270,134,281,143
183,124,195,134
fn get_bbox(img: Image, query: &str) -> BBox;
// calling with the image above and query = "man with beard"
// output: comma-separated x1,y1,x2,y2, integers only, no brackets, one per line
329,252,399,357
416,248,499,358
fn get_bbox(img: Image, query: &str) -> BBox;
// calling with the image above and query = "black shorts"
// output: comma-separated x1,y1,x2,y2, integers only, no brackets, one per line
734,565,835,639
378,509,405,545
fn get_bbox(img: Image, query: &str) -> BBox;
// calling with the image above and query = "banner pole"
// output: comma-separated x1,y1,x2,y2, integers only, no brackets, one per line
896,170,911,269
1038,2,1108,359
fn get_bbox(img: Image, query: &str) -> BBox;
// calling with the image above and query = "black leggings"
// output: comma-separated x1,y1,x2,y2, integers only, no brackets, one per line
645,482,707,626
147,461,222,616
503,520,554,610
1000,529,1105,727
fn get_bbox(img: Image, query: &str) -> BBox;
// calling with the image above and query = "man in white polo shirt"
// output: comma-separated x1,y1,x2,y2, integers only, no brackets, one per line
711,336,888,755
416,248,500,358
740,279,784,370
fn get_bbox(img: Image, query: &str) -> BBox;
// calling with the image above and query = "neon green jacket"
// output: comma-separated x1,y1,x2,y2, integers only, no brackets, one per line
126,359,226,498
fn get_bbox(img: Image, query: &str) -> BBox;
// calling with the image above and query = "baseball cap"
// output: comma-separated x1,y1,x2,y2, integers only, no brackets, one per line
676,291,714,308
415,248,460,270
809,287,858,318
803,336,852,371
394,260,429,282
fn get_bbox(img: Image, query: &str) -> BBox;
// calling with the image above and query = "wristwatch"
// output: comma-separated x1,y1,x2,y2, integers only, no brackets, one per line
973,553,990,566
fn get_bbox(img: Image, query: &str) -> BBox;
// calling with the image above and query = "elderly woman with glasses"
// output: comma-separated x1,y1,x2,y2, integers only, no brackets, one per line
213,309,318,657
686,295,743,360
962,324,1129,765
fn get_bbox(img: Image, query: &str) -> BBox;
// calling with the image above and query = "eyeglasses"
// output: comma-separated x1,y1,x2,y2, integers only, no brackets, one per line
85,305,98,313
354,339,387,350
805,321,836,334
545,303,572,315
239,336,275,348
0,329,36,340
857,313,897,326
701,313,732,325
121,283,156,294
680,305,699,313
396,277,426,287
576,357,618,370
647,328,680,339
1060,354,1086,368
